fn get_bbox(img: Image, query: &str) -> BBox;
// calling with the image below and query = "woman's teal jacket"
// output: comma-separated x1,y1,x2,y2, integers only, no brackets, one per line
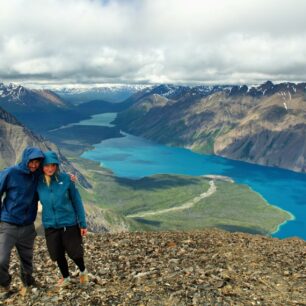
37,172,87,229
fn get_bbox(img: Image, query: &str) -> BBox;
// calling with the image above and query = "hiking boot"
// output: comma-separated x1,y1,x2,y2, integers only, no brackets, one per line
21,273,36,287
57,277,71,288
80,270,89,285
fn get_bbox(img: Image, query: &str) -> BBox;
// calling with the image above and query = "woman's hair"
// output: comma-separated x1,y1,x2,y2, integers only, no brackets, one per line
43,164,60,186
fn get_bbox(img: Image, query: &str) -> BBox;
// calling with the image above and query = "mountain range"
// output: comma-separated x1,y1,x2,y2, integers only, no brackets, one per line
1,80,306,173
54,84,150,104
0,82,137,133
114,81,306,173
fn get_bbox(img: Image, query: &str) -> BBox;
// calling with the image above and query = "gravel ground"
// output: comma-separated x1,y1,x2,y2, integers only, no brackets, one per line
1,229,305,305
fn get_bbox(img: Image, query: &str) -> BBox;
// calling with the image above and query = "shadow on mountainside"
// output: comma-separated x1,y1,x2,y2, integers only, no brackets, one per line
133,218,162,227
216,224,268,235
114,174,203,191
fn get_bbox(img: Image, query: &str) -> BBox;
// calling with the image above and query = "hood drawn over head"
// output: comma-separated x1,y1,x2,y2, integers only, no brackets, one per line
43,151,60,166
19,147,45,173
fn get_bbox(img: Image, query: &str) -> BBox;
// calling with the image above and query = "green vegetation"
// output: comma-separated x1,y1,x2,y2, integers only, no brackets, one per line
77,158,209,215
192,130,217,153
192,127,232,154
75,157,291,235
133,181,290,235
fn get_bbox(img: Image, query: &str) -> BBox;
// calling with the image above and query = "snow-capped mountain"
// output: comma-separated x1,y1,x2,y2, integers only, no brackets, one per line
54,84,151,104
0,83,29,104
146,82,306,100
0,82,69,110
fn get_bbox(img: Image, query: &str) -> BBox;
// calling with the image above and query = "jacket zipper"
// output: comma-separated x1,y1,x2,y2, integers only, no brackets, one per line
24,177,33,223
50,184,58,228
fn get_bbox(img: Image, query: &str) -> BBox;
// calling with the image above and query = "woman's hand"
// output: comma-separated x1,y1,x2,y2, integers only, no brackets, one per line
80,228,87,236
69,173,77,183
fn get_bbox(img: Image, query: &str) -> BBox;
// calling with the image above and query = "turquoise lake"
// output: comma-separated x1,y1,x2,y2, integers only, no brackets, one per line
80,113,306,240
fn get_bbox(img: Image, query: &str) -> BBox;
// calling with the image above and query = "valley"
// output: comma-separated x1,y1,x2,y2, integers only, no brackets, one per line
2,4,306,304
0,81,304,238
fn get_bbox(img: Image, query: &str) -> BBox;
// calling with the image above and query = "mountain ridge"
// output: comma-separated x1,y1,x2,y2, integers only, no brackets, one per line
0,82,69,110
114,81,306,173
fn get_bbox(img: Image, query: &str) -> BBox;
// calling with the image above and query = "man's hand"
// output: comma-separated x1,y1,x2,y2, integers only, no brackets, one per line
80,228,87,236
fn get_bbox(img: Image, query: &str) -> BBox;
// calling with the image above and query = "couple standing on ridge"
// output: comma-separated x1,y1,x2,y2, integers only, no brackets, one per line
0,147,88,298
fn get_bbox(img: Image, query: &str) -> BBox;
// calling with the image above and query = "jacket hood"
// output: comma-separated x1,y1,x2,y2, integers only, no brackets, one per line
43,151,60,166
19,147,45,172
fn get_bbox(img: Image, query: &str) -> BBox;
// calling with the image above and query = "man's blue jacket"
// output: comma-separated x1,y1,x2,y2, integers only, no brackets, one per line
0,147,44,225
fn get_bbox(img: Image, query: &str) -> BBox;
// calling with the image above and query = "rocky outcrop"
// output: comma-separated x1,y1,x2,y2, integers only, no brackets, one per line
2,229,305,305
115,81,306,173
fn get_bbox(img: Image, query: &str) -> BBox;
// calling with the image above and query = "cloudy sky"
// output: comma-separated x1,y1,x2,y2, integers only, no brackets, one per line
1,0,306,87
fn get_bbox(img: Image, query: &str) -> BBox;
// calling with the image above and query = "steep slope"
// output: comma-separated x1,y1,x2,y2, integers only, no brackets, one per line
115,81,306,173
0,106,90,188
2,230,305,305
214,93,306,171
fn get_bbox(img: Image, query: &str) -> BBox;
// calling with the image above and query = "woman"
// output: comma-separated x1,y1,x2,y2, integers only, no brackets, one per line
37,151,88,287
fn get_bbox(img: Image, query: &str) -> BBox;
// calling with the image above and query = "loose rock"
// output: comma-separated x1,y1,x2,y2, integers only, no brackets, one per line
0,229,305,305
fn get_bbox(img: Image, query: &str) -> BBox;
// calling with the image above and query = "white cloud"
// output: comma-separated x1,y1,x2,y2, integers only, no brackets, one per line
1,0,306,86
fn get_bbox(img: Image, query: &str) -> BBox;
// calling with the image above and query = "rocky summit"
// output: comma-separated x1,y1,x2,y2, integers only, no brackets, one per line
1,229,305,306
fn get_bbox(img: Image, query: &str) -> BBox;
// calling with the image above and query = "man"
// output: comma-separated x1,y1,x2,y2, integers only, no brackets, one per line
0,147,44,297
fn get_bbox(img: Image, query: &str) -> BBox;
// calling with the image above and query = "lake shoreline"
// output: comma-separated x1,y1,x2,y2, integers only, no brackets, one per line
271,209,296,236
67,112,306,240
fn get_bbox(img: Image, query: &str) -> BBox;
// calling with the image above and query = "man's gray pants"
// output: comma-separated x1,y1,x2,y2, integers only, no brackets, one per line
0,222,36,287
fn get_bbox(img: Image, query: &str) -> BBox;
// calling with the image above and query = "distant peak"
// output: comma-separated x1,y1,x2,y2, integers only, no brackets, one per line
264,80,273,85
